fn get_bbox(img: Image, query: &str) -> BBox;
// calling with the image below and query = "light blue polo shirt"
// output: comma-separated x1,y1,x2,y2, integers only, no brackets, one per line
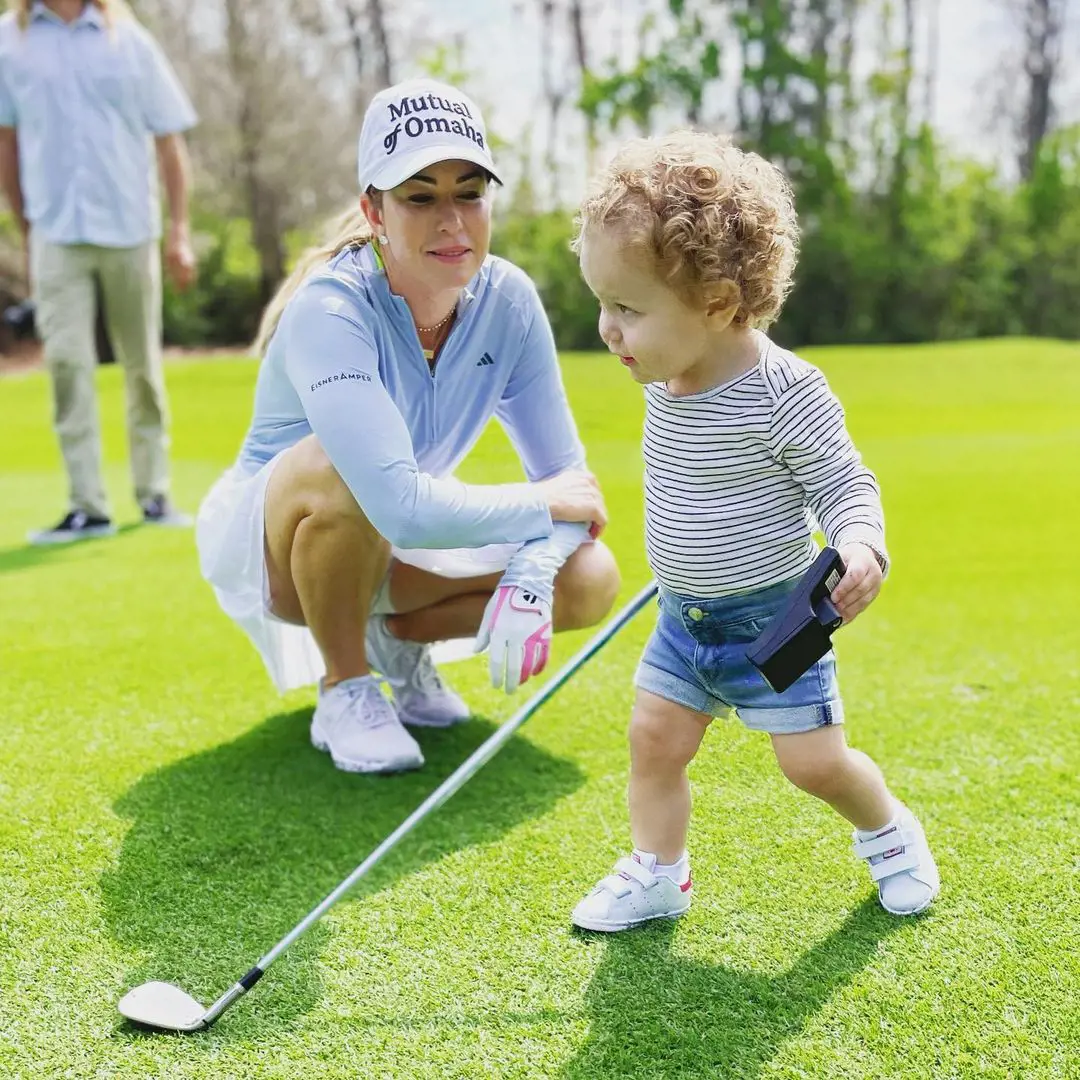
0,3,197,246
238,245,591,599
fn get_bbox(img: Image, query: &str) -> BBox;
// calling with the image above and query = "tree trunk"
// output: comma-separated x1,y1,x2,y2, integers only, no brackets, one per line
568,0,595,173
808,1,836,146
341,0,366,98
923,0,939,128
889,0,916,244
368,0,393,89
224,0,286,301
837,0,858,172
538,0,565,205
1018,0,1063,180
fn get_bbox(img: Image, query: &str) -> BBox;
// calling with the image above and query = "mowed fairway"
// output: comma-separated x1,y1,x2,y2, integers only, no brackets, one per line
0,339,1077,1079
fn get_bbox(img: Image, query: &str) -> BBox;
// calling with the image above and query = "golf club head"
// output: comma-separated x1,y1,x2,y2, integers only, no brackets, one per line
118,981,208,1033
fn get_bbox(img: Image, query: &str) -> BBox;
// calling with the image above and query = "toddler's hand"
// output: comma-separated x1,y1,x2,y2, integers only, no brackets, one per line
832,544,883,624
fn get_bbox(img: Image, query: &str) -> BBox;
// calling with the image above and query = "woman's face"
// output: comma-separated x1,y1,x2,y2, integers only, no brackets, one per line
367,159,492,292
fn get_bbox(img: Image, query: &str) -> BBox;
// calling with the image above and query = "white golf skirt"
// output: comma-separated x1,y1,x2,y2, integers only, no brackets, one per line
195,453,518,693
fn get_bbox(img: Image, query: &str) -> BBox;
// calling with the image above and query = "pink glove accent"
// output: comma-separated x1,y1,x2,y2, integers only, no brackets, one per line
475,584,553,693
520,624,551,684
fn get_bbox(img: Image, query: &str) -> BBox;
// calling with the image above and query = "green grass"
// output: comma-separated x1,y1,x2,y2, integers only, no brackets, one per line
1,339,1078,1079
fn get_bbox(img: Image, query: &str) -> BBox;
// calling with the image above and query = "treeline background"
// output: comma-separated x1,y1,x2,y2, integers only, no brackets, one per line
1,0,1077,352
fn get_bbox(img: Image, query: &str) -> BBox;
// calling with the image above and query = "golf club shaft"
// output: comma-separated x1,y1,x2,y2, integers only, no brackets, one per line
200,579,659,1026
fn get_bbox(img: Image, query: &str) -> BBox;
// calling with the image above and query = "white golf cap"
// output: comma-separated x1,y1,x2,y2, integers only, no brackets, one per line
357,78,502,192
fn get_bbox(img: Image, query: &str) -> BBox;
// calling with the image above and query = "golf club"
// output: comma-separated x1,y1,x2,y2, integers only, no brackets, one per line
117,578,659,1033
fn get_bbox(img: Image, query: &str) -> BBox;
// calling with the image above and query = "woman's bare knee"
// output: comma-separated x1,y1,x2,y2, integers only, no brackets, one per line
274,437,359,519
553,540,621,630
263,436,388,622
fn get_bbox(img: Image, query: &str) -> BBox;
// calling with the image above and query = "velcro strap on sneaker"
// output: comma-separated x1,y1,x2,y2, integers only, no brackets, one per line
852,825,918,860
596,874,632,899
867,847,921,881
612,856,658,889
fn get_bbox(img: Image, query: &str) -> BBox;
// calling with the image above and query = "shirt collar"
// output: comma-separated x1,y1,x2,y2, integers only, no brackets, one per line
31,2,106,28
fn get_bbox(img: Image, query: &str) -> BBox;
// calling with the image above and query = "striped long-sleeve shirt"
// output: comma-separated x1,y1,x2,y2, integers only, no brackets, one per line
643,333,889,597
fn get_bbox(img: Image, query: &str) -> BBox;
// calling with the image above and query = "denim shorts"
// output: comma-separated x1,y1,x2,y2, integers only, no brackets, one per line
634,578,844,735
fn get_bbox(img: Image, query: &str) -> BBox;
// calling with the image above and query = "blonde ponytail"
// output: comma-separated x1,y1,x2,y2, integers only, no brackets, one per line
252,205,375,356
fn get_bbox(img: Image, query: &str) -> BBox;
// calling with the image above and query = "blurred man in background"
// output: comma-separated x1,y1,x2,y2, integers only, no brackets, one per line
0,0,198,543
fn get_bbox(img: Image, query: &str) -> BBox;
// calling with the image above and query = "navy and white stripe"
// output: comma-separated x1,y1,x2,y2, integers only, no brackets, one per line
643,334,888,597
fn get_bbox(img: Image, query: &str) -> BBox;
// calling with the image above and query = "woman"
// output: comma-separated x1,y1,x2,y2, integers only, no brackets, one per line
196,78,620,775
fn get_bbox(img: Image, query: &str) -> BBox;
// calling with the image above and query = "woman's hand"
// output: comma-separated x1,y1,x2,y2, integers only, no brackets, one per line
536,470,607,536
475,584,552,693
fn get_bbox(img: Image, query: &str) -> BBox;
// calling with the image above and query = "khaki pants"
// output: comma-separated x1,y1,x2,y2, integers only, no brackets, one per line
30,235,171,519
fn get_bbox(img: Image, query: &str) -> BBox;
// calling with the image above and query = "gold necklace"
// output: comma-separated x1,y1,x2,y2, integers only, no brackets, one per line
418,306,456,363
416,307,456,334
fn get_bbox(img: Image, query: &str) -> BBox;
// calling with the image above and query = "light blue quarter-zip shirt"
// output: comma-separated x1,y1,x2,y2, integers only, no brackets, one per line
237,244,590,598
0,3,197,247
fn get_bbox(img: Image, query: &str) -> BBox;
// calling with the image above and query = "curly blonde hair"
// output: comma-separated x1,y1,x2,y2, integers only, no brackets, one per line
573,131,800,329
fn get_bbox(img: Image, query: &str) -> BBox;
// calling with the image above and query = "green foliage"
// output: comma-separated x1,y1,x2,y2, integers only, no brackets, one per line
162,213,266,349
492,205,602,351
579,3,722,130
1015,127,1080,338
153,0,1080,355
488,125,1080,351
777,125,1080,345
505,0,1080,350
166,120,1080,351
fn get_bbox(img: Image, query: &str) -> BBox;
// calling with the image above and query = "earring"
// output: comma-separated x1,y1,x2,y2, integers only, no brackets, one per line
378,234,390,245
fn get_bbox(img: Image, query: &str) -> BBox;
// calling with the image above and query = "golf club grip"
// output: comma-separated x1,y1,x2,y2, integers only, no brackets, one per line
256,579,659,971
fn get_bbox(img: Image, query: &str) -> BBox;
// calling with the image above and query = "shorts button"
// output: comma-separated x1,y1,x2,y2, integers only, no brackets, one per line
687,607,704,622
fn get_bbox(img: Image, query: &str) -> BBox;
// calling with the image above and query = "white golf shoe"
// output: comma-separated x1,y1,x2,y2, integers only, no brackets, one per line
310,675,424,774
853,805,940,915
571,851,692,932
365,615,471,728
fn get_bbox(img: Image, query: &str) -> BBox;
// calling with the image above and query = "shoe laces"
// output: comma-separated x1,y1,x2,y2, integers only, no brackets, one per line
408,649,446,695
339,678,398,731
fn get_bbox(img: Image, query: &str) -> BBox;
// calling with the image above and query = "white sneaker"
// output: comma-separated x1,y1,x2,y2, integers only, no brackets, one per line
571,851,692,932
310,675,424,774
853,805,940,915
365,615,471,728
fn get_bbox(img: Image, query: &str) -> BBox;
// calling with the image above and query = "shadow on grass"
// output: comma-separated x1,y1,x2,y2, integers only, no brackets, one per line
0,523,142,574
560,898,904,1079
101,706,583,1039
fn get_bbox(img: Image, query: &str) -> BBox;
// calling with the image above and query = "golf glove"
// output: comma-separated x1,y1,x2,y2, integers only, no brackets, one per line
475,584,552,694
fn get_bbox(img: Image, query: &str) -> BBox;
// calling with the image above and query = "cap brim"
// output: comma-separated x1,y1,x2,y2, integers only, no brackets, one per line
362,144,502,192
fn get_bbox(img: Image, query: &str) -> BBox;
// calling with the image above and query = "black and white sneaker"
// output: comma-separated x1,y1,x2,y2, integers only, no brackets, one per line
140,495,193,528
27,510,117,546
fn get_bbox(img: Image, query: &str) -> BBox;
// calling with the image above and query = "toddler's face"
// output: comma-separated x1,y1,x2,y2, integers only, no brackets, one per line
578,226,715,389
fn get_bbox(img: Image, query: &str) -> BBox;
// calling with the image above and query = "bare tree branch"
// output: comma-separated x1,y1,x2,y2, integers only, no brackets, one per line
1017,0,1067,178
368,0,393,88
